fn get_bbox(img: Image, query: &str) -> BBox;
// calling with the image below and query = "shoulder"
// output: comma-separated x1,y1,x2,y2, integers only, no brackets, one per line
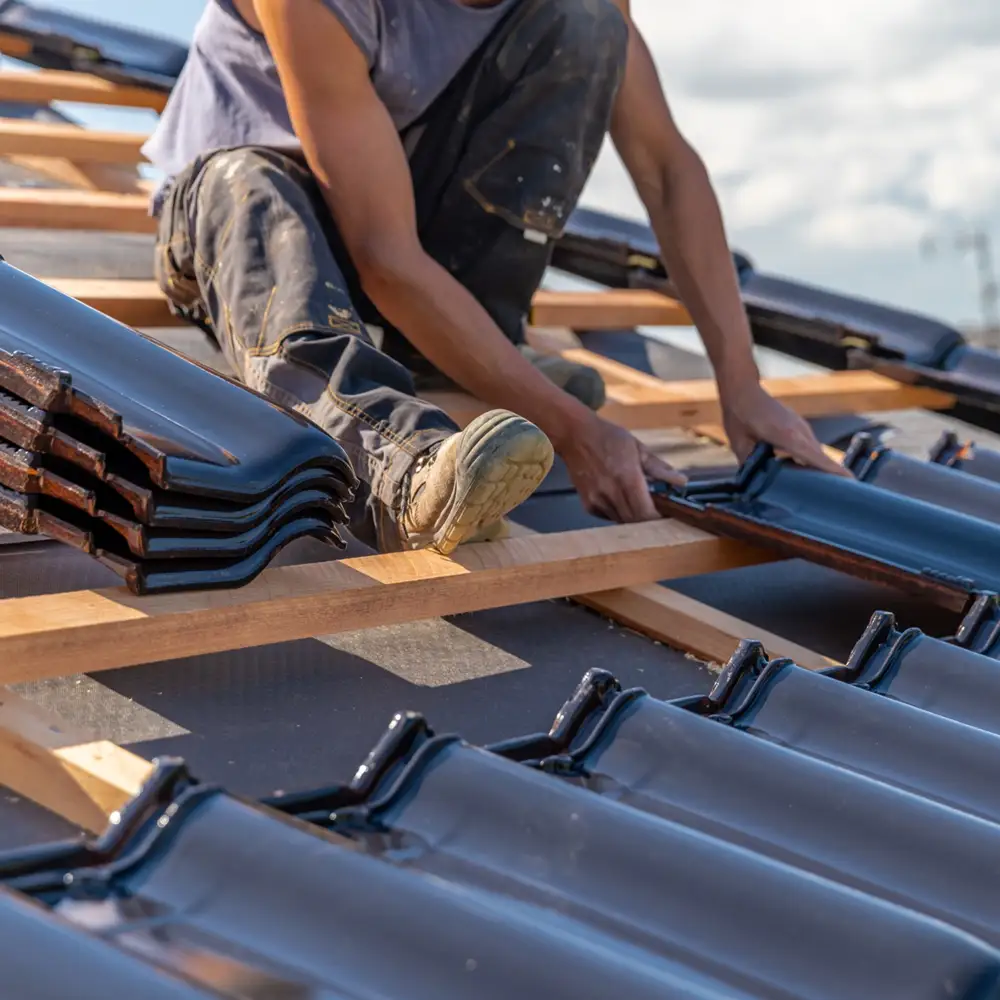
249,0,381,65
315,0,380,62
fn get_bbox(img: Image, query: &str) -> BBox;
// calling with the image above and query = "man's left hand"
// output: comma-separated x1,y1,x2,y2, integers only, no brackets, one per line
721,380,853,477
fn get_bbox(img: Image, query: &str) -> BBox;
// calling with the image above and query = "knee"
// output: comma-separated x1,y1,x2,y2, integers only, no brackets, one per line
197,147,296,204
525,0,629,74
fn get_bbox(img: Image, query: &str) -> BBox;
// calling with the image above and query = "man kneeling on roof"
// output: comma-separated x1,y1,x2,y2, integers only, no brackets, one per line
143,0,845,556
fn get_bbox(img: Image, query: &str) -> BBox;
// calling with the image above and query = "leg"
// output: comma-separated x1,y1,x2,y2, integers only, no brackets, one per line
382,0,629,387
155,146,553,555
155,146,457,552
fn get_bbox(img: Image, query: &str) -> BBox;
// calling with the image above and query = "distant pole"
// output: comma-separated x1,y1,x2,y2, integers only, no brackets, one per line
922,228,1000,349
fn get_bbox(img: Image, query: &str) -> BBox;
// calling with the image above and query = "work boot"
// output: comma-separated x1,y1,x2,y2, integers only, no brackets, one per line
401,410,554,555
519,344,606,411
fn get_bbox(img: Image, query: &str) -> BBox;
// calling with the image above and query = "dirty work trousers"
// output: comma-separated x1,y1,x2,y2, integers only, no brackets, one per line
155,0,627,552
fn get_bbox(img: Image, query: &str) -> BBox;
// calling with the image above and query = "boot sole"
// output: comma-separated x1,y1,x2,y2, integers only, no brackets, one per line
427,411,553,556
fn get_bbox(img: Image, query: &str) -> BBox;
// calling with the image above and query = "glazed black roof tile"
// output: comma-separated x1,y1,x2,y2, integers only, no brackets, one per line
932,432,1000,485
94,487,347,560
0,481,347,594
653,444,1000,608
845,607,1000,722
105,465,353,530
0,0,187,90
737,271,962,368
843,432,1000,525
0,261,357,501
706,639,1000,824
0,888,216,1000
0,385,106,478
8,644,1000,999
554,675,1000,949
558,208,962,365
0,440,98,514
953,593,1000,660
94,512,345,595
0,259,357,592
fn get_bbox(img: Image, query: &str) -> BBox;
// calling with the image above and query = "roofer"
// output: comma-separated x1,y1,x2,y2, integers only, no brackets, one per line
143,0,846,556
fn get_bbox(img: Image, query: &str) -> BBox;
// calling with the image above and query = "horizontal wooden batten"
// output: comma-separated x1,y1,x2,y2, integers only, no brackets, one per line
531,289,692,328
0,119,148,165
44,280,690,332
0,68,168,111
427,368,954,431
33,279,959,426
0,521,766,683
48,277,180,327
48,279,692,335
5,155,149,196
0,188,154,233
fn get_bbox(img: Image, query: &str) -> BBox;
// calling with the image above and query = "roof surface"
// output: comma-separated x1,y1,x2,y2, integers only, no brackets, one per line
0,221,996,851
6,641,1000,998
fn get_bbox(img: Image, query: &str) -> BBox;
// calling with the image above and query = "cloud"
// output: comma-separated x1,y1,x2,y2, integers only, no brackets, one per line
580,0,1000,322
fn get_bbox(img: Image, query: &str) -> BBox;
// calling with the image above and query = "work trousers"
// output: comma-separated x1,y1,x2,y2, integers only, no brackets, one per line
155,0,627,551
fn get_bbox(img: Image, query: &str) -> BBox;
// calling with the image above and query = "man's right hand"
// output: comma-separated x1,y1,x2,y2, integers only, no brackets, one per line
556,411,687,523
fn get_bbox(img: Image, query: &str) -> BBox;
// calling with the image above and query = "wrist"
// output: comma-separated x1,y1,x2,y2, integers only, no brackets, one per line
715,354,761,398
534,394,595,453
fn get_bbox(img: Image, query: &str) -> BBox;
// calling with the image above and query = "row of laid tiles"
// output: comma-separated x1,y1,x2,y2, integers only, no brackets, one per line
6,622,1000,1000
653,440,1000,610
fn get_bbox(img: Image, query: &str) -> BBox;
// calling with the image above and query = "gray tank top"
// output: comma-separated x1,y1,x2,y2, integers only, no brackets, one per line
142,0,515,212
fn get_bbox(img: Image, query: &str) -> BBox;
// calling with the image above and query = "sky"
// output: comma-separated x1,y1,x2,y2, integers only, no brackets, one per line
28,0,1000,328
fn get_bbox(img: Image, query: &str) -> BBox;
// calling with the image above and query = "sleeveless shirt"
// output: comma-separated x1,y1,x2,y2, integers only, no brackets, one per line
142,0,515,212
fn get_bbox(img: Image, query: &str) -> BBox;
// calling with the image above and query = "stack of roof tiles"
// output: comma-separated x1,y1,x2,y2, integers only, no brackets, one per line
0,259,357,593
5,623,1000,998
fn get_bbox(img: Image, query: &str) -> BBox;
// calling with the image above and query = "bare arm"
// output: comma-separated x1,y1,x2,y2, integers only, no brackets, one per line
250,0,685,521
606,1,846,475
252,0,589,450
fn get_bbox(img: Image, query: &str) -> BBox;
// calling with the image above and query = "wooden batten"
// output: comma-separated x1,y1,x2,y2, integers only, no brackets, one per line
531,289,692,328
0,688,153,833
0,68,168,111
0,119,148,165
0,188,155,233
0,522,765,682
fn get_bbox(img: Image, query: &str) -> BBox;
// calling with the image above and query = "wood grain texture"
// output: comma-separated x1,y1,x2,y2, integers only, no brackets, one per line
575,583,835,668
502,523,826,667
531,289,692,328
426,368,953,430
0,69,168,111
5,154,148,195
0,32,35,59
0,119,149,164
0,521,765,683
39,284,696,338
0,187,154,233
0,688,152,832
46,278,182,327
559,348,954,427
45,282,690,332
